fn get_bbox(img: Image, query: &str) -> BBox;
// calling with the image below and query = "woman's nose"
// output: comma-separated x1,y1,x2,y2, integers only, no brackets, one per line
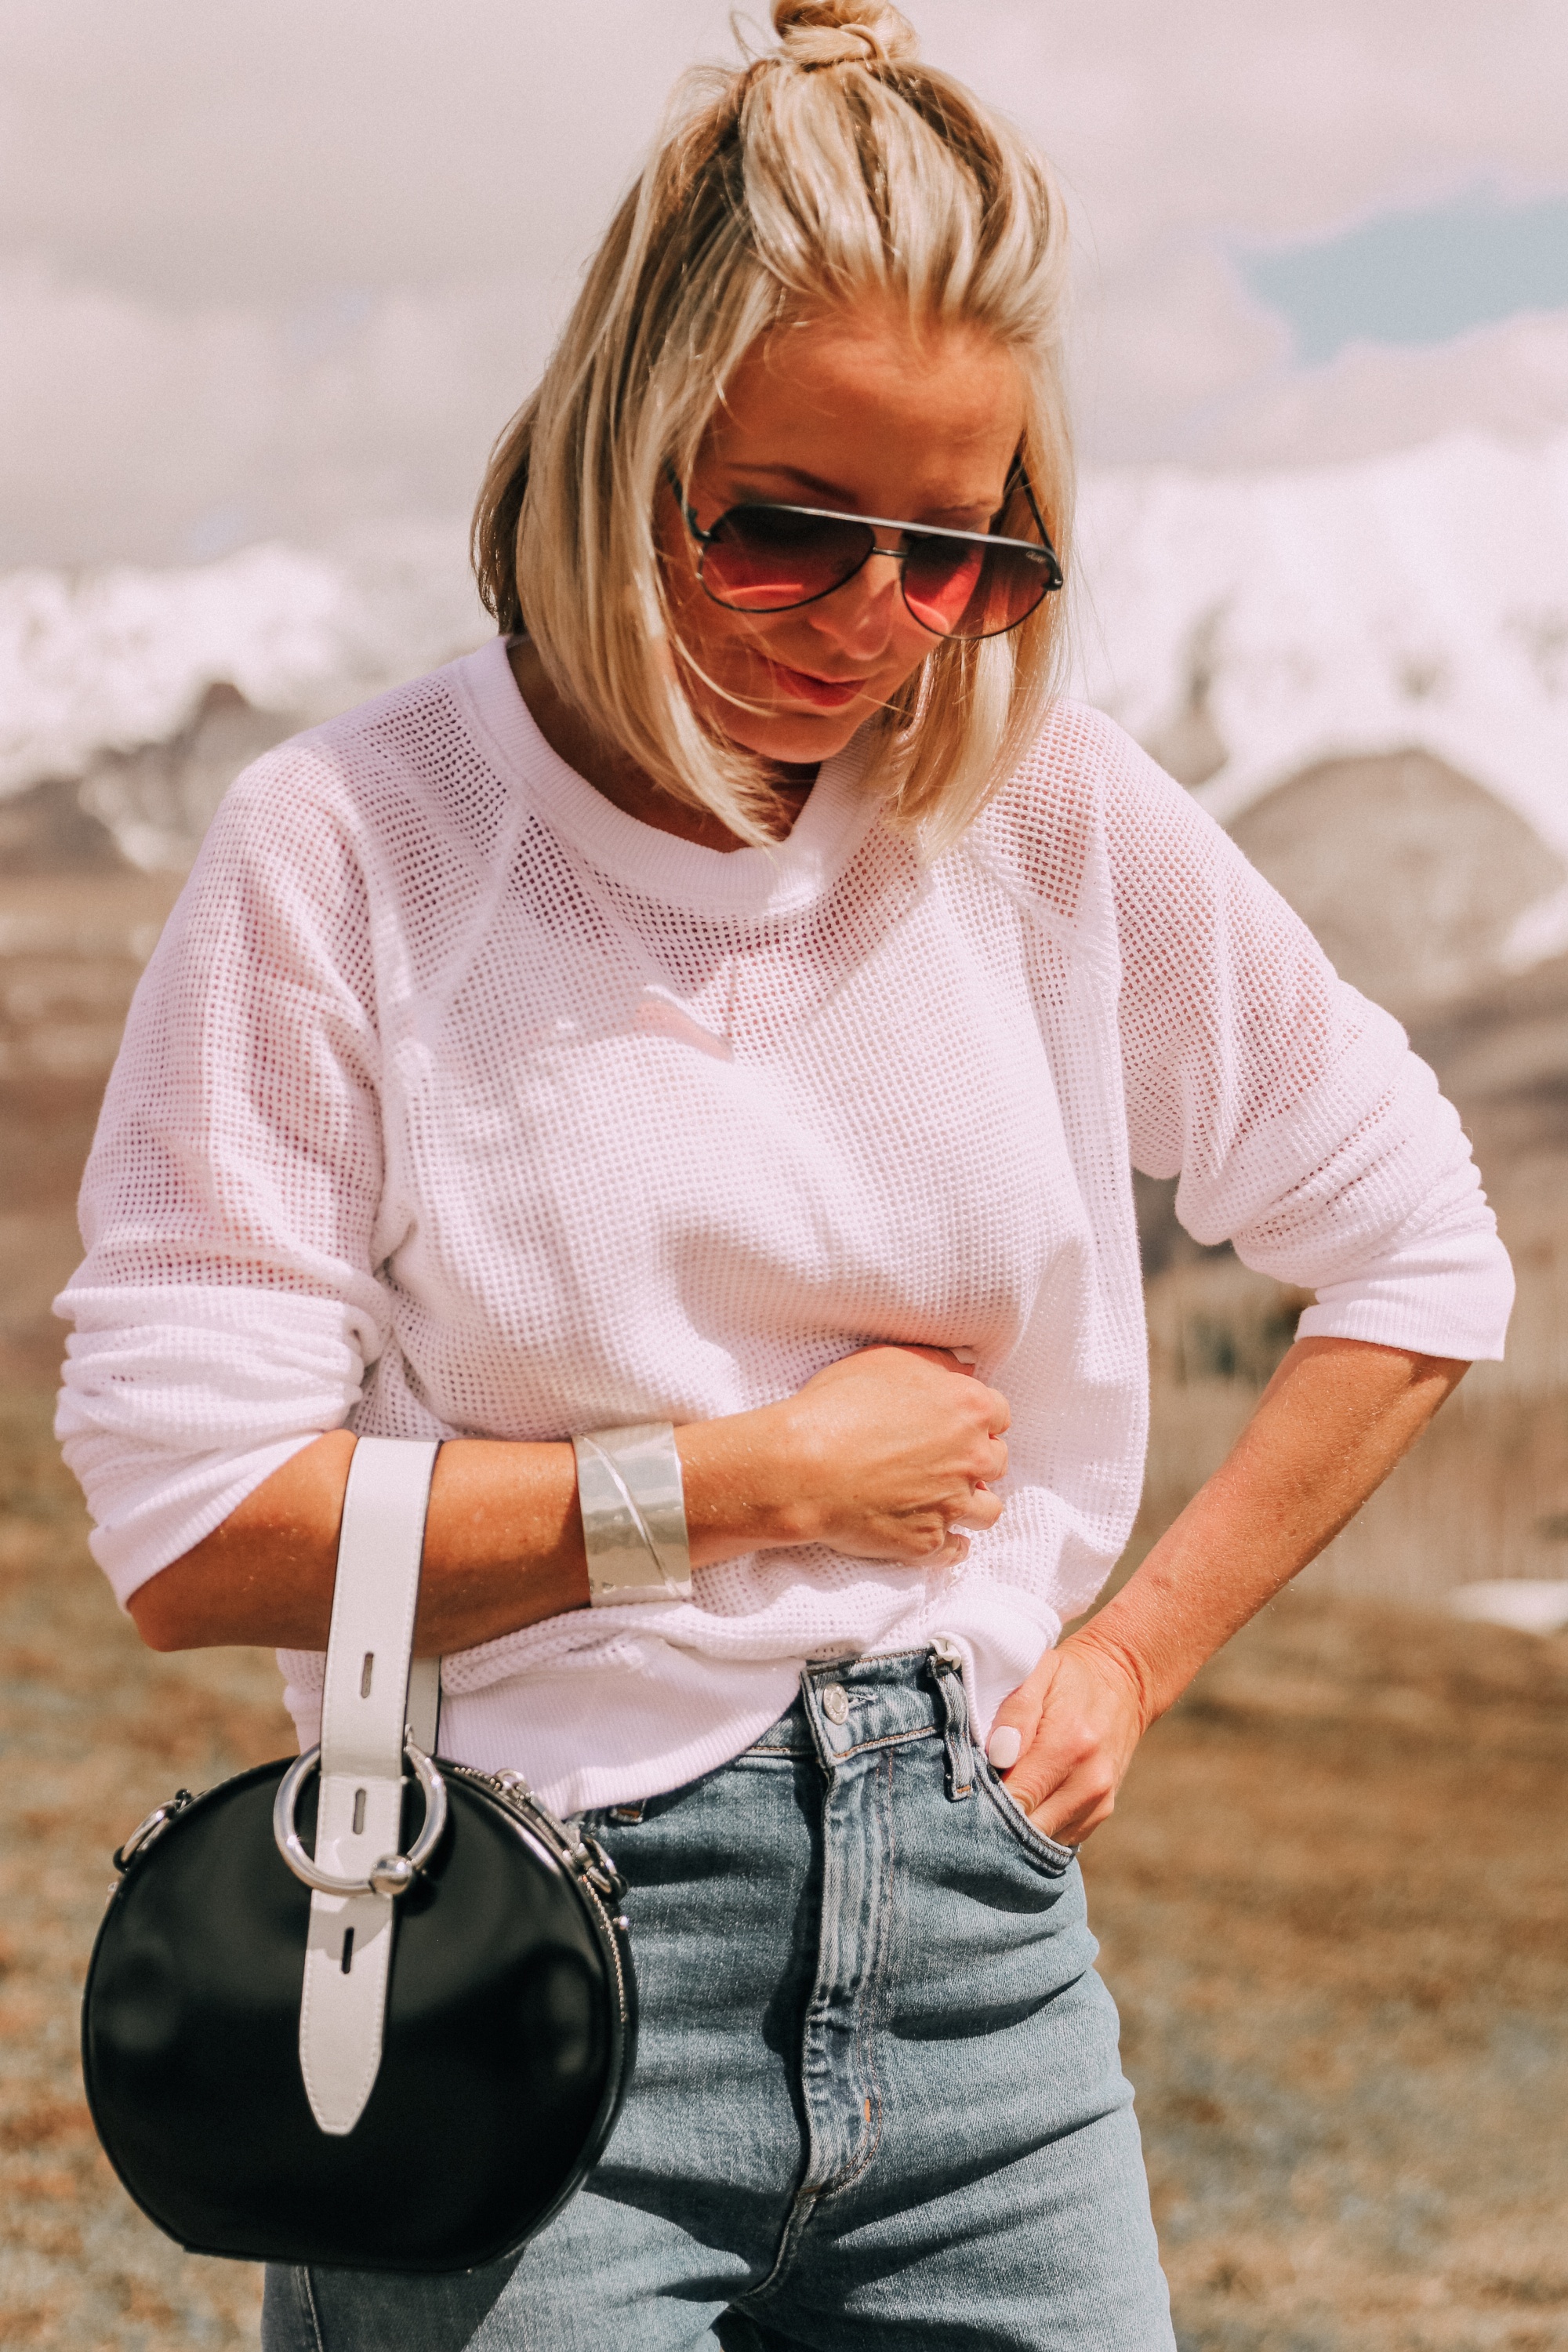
806,539,909,659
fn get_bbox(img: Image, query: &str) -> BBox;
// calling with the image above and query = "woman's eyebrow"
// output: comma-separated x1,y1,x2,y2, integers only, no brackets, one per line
731,462,993,521
732,462,858,502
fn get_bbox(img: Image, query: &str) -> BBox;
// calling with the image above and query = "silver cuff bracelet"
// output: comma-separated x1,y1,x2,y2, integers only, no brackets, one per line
573,1422,693,1606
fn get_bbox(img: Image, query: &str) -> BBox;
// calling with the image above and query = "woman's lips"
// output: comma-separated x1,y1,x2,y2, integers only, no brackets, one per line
761,658,867,711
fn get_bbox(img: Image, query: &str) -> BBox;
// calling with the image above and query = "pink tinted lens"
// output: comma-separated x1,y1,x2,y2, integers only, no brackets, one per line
703,509,873,612
901,541,985,634
903,539,1049,638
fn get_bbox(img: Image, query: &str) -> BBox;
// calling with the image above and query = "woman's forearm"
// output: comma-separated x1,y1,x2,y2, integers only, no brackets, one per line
1076,1334,1469,1720
126,1430,587,1655
993,1334,1471,1842
129,1424,799,1655
125,1345,1011,1654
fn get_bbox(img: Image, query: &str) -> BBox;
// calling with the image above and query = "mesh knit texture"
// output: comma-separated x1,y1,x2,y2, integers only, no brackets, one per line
55,638,1512,1813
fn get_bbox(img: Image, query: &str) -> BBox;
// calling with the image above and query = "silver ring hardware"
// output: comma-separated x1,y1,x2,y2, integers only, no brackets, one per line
273,1740,448,1897
574,1421,694,1606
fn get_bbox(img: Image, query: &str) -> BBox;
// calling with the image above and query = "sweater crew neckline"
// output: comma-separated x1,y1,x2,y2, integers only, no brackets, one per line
455,635,880,917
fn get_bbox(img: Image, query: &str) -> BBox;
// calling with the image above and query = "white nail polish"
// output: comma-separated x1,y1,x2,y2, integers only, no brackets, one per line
987,1725,1023,1771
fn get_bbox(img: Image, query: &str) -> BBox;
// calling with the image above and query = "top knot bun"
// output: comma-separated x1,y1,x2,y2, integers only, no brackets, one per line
771,0,919,70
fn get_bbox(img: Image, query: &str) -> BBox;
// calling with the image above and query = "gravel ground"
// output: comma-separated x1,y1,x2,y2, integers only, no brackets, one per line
1101,1593,1568,2351
2,1381,1566,2351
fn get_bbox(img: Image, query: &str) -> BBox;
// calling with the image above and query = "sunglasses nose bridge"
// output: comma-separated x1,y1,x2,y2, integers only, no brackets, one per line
804,528,907,618
834,535,913,633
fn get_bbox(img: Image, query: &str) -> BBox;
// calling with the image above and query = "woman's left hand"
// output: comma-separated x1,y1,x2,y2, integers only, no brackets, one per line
984,1629,1152,1847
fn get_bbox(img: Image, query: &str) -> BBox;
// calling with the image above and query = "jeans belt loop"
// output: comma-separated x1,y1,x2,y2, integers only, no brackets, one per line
927,1638,974,1802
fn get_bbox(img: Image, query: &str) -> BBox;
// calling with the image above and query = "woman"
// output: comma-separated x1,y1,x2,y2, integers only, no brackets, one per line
58,4,1511,2347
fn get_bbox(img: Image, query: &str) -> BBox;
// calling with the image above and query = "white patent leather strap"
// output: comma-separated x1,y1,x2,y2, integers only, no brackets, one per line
299,1438,440,2137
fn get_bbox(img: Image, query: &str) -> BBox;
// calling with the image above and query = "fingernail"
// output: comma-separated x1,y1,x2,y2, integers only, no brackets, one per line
987,1726,1023,1770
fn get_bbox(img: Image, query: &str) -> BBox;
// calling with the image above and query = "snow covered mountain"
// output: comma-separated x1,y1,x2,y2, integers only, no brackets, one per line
0,523,487,807
4,432,1567,968
1076,430,1568,971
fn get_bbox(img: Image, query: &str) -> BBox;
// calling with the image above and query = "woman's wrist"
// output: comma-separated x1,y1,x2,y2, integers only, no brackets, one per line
674,1401,815,1566
1058,1616,1157,1736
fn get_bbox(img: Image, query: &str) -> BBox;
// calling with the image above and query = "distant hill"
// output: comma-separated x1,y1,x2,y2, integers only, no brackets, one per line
1231,748,1563,1022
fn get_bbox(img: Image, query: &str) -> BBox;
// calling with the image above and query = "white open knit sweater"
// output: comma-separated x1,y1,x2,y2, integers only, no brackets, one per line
56,638,1512,1813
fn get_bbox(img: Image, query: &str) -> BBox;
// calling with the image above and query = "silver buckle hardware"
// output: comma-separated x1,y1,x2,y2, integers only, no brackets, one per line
274,1740,448,1898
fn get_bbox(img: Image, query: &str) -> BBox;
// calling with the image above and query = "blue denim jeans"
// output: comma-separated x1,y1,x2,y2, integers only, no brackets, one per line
263,1646,1174,2350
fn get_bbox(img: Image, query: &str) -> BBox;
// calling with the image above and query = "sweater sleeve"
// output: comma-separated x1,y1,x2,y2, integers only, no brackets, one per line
54,748,394,1602
1102,716,1513,1359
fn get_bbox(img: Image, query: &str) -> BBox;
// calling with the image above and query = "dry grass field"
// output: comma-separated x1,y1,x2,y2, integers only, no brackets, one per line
2,869,1566,2350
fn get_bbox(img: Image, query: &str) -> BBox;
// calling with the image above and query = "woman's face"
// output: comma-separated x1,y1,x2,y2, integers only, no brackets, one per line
659,303,1029,768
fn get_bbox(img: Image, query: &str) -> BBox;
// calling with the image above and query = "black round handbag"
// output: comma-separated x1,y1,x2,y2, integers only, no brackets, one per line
81,1439,636,2274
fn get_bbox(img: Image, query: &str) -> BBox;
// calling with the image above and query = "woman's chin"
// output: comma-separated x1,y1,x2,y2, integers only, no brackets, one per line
717,699,872,766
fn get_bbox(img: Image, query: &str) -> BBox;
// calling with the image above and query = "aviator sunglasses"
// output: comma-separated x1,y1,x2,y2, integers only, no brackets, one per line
665,461,1064,641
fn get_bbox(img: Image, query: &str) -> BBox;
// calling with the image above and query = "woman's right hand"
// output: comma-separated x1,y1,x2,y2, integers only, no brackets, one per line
681,1345,1010,1572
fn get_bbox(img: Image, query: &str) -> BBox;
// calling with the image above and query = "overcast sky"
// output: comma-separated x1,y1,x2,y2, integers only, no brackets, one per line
3,0,1566,567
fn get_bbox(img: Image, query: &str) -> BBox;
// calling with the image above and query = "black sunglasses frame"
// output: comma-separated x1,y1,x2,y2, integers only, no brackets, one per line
664,460,1065,640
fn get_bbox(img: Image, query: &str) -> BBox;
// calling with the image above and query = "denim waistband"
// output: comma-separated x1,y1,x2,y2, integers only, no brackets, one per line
743,1643,974,1798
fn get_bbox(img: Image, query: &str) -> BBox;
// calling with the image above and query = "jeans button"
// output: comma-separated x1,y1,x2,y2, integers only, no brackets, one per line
821,1684,850,1726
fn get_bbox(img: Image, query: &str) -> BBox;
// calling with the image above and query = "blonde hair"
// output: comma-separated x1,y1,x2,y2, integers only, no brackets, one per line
473,0,1073,855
